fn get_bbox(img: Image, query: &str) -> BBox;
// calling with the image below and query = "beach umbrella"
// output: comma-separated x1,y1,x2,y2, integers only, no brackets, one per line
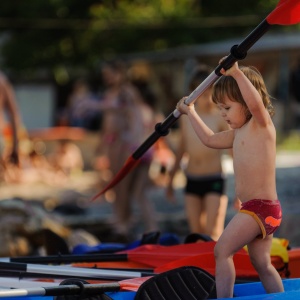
91,0,300,200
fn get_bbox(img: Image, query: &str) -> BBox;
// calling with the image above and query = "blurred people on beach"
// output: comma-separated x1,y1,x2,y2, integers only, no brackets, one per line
3,132,84,187
94,60,159,239
63,78,102,131
0,73,21,161
0,71,22,181
166,64,229,241
0,72,77,186
128,61,175,187
48,139,84,177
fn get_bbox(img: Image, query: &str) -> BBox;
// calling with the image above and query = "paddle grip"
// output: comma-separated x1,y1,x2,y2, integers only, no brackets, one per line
132,113,178,159
44,283,121,296
0,261,26,271
215,19,270,76
44,280,123,296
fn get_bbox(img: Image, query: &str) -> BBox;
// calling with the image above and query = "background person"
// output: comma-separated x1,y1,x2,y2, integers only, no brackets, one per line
166,65,229,241
95,60,159,239
0,72,22,180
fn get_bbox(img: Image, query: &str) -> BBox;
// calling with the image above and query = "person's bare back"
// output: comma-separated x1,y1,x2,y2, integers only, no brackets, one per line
167,73,230,239
182,110,226,176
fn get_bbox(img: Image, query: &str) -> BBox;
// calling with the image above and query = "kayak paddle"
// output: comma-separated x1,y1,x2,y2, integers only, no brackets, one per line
0,251,257,281
0,276,146,297
0,266,215,299
0,241,220,267
0,261,153,281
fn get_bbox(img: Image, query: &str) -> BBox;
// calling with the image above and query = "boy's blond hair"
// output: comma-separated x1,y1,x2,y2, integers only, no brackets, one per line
212,65,275,121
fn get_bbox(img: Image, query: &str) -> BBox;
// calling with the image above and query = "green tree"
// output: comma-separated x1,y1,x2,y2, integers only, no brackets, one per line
0,0,291,83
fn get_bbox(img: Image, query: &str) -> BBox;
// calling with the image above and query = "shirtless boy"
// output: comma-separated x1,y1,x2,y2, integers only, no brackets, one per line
176,59,284,298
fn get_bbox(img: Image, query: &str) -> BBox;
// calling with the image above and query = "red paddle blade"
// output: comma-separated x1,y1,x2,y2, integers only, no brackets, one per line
91,156,140,201
119,276,151,291
267,0,300,25
122,242,247,268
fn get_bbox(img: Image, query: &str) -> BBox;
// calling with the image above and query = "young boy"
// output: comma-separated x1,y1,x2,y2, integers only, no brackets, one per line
176,58,284,298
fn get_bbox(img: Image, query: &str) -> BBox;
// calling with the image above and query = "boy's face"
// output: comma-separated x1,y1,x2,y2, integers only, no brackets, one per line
217,96,247,129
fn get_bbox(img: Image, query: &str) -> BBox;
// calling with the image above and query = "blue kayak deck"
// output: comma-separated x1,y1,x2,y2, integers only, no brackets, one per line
105,278,300,300
1,279,300,300
217,278,300,299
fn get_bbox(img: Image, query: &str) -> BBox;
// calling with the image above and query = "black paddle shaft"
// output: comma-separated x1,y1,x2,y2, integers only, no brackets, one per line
132,115,176,160
0,261,154,281
132,20,271,161
0,282,122,297
215,19,270,75
0,253,128,264
44,283,122,296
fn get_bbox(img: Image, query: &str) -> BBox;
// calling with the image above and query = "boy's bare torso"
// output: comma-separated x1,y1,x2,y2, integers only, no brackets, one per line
233,117,278,202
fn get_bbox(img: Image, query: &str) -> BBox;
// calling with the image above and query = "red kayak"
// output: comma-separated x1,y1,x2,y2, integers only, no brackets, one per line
74,238,300,280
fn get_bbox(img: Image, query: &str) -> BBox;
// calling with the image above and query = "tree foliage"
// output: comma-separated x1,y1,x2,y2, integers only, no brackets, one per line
0,0,291,83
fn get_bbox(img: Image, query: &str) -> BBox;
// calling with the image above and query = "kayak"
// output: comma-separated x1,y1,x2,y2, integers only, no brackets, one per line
74,237,300,280
72,241,260,280
1,237,299,281
218,278,300,300
0,236,298,300
90,278,300,300
0,265,300,300
104,278,300,300
70,234,300,280
1,277,300,300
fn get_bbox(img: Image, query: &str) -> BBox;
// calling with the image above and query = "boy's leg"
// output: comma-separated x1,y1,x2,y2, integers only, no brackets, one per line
247,235,284,293
214,212,261,298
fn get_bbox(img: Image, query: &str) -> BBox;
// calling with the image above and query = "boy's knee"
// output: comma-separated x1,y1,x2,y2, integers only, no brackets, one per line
214,242,234,260
214,242,225,259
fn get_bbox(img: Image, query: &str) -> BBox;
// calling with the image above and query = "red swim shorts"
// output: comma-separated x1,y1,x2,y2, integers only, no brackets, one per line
240,199,282,239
